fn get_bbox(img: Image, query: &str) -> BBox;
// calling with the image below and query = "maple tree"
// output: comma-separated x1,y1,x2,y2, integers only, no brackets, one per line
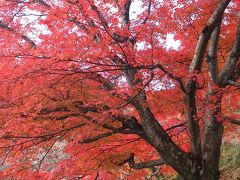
0,0,239,179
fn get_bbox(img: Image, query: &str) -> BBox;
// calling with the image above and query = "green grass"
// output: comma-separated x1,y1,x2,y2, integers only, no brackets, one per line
220,142,240,179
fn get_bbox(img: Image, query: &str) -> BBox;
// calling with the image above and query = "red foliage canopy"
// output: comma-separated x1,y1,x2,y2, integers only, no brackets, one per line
0,0,239,179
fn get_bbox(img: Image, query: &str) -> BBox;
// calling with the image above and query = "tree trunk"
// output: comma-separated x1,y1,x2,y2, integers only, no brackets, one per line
178,163,223,180
179,91,224,180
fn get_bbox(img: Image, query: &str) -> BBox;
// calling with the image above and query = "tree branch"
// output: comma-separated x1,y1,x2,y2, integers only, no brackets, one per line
228,80,240,87
2,123,87,140
36,136,60,172
34,0,51,9
184,79,202,162
90,73,115,90
0,20,36,48
123,0,132,25
184,2,230,170
87,0,108,28
189,0,230,72
207,18,222,83
111,56,192,175
166,122,186,132
82,132,114,143
121,153,166,169
225,116,240,125
82,116,147,144
156,64,186,93
218,17,240,87
142,0,151,24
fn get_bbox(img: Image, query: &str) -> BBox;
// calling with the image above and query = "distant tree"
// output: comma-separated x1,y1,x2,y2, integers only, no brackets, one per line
0,0,239,179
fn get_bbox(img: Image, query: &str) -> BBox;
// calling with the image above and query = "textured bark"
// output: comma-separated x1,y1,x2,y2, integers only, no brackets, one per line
182,2,230,178
218,18,240,87
184,80,202,176
123,0,132,25
76,1,234,179
207,19,222,83
122,153,166,169
189,0,231,72
132,92,193,179
1,0,239,179
199,16,225,180
119,1,232,179
202,90,224,180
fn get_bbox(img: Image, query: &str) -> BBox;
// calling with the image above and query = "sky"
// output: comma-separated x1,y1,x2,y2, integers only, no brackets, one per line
18,0,180,50
130,0,180,50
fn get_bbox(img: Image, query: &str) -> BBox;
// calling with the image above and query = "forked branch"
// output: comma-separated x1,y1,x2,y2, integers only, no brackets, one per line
189,0,231,72
218,18,240,87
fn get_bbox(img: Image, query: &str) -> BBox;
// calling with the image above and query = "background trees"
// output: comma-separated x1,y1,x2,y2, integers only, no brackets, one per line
0,0,239,179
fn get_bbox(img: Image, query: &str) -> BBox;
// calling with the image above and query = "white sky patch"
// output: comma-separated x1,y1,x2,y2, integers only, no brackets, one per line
130,1,181,51
135,41,151,51
19,9,51,44
50,0,64,7
16,1,181,51
130,0,145,20
150,77,175,90
136,34,181,51
165,34,181,50
117,76,127,87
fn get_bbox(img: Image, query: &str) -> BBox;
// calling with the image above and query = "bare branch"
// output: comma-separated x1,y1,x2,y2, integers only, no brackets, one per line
36,136,60,172
228,80,240,87
183,2,230,170
0,20,14,32
218,18,240,87
156,64,186,93
0,147,14,166
184,82,201,160
33,113,84,121
37,101,102,115
82,132,114,143
190,0,230,72
207,19,222,83
121,153,166,169
123,0,132,25
3,123,87,140
91,73,115,90
225,116,240,125
82,116,147,144
0,20,36,48
34,0,51,9
69,18,90,34
87,0,108,28
166,122,186,132
142,0,152,24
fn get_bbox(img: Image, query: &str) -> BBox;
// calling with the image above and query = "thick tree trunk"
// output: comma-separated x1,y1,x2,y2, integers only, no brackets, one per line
201,113,224,179
178,159,223,180
133,92,193,177
180,91,224,180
